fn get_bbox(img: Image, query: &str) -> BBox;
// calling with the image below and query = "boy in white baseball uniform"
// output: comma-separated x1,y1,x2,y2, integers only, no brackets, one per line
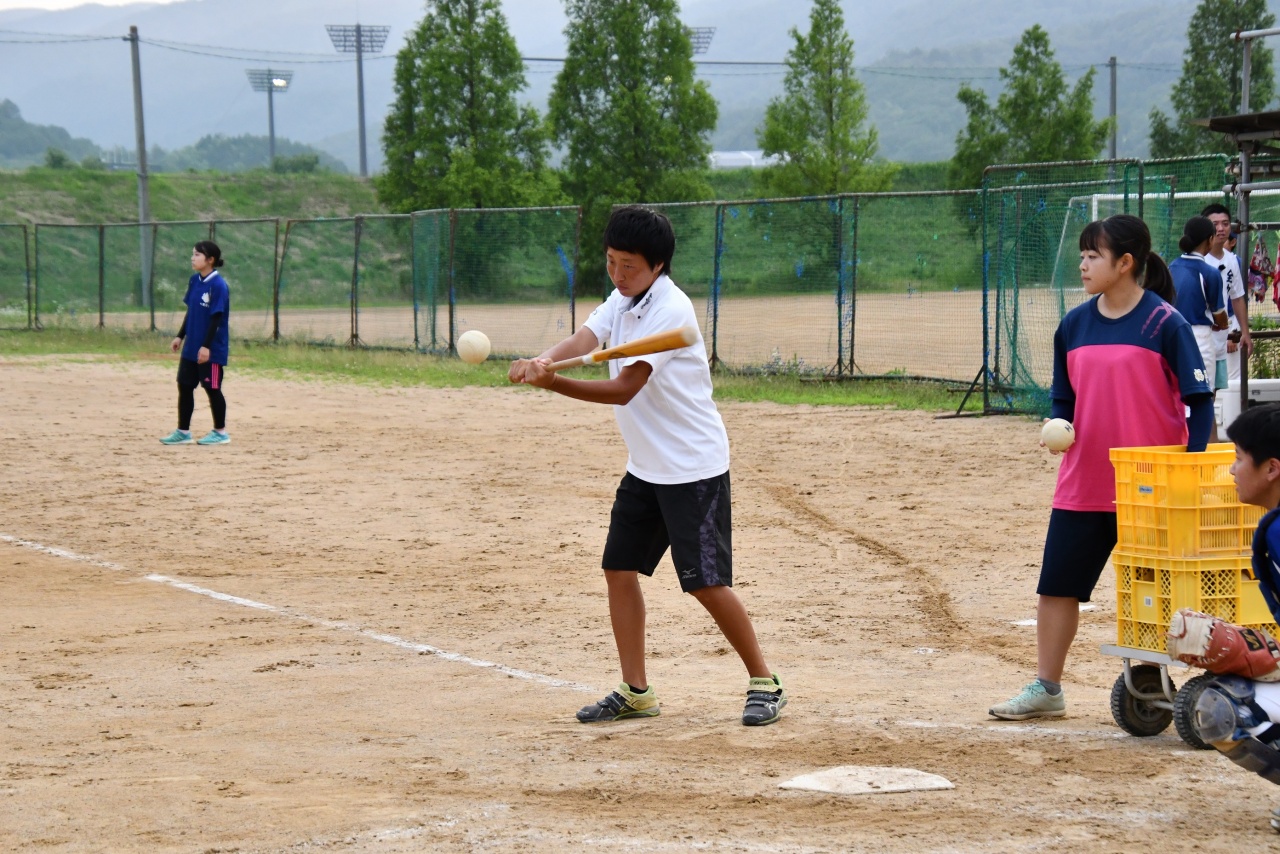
508,206,786,727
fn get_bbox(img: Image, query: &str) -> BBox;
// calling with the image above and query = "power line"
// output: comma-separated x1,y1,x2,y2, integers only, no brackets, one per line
0,27,1186,78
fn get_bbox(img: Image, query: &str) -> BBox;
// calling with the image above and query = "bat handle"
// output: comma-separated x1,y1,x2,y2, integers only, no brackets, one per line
544,354,593,373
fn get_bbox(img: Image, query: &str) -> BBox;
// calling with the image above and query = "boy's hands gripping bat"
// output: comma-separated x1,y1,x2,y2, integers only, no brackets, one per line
544,326,699,372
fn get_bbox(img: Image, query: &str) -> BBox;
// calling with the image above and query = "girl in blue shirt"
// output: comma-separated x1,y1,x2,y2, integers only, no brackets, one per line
159,241,231,446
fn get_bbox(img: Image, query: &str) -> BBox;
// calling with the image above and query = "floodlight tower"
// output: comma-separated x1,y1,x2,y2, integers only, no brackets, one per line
245,69,293,166
326,23,390,178
688,26,716,55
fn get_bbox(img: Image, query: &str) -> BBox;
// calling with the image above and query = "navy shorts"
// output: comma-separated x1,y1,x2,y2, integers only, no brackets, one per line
177,358,225,390
602,471,732,593
1037,508,1117,602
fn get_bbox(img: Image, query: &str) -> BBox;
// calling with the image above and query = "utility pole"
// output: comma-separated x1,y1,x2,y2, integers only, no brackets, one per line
126,25,153,311
326,23,390,178
1108,56,1118,161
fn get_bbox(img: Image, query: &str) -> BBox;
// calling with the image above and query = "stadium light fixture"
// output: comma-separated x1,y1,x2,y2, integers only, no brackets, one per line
326,24,391,178
688,26,715,55
246,69,293,167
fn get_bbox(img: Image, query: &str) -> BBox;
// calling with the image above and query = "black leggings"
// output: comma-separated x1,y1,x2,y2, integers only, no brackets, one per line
178,383,227,431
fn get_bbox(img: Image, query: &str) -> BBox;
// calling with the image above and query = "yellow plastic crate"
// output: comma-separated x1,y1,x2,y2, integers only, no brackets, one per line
1113,551,1279,654
1111,443,1264,557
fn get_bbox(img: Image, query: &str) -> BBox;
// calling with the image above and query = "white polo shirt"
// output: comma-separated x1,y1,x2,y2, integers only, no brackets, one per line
1207,249,1244,360
583,274,729,484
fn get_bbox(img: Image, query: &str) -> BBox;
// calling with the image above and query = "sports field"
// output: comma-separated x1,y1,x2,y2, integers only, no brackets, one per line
1,356,1275,851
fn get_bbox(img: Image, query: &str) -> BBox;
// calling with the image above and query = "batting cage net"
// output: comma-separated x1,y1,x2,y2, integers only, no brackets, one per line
981,156,1233,414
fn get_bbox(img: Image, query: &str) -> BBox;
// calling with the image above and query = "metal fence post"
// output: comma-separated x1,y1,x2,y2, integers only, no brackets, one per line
98,225,106,329
148,222,159,332
447,209,457,355
350,215,363,347
710,203,724,371
571,206,582,331
849,196,861,378
23,225,32,330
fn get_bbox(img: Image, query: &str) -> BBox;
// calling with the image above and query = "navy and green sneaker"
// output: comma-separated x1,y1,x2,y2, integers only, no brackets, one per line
742,673,787,726
576,683,659,722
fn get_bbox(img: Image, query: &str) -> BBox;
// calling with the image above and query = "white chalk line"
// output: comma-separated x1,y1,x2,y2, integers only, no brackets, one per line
1,533,594,693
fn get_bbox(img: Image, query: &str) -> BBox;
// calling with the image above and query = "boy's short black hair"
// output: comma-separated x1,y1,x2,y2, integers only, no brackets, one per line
1227,403,1280,466
1200,202,1232,219
603,206,675,276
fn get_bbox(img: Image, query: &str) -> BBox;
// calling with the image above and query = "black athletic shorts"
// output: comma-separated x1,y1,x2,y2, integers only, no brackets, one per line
177,358,225,390
1037,508,1117,602
602,471,732,593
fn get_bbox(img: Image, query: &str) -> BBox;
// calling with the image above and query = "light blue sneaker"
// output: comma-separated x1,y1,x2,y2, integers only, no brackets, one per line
196,430,231,446
159,429,193,445
989,681,1066,721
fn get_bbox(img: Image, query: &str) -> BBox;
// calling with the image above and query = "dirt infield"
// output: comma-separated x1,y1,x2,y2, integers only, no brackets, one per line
2,357,1278,852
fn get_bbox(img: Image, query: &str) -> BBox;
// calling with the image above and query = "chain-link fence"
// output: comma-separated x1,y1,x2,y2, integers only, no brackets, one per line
0,224,31,330
11,157,1273,413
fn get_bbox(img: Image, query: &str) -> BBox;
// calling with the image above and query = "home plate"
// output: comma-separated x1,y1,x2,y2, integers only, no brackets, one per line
779,766,954,796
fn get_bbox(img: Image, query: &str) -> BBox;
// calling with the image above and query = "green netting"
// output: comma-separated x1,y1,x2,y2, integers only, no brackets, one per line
715,197,842,373
35,224,102,327
100,224,149,332
983,160,1144,413
0,224,31,329
210,219,280,341
444,207,580,360
276,218,358,345
412,210,447,352
1126,156,1232,261
350,215,413,348
632,200,719,358
12,154,1257,390
151,222,215,335
849,191,984,380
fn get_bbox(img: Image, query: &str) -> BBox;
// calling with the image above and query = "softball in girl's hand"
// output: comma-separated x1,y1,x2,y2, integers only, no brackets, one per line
457,330,491,364
1040,418,1075,452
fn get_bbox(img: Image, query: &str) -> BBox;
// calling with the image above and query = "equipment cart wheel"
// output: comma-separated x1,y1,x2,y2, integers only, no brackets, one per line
1173,672,1218,750
1110,663,1175,737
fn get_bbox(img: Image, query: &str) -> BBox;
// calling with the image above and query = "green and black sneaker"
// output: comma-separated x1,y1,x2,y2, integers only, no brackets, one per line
742,673,787,726
576,683,659,722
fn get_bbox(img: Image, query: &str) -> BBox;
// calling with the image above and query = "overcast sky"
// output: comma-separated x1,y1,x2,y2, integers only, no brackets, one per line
0,0,176,9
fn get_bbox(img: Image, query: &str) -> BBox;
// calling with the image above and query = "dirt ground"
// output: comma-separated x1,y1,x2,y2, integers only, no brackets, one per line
2,356,1278,853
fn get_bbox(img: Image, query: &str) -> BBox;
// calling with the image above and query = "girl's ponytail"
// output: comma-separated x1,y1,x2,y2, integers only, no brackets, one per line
1142,253,1174,304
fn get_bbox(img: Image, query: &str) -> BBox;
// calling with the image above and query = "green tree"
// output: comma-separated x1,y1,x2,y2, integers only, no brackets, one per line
949,25,1109,189
378,0,558,212
549,0,717,290
756,0,894,196
1150,0,1275,158
43,148,72,169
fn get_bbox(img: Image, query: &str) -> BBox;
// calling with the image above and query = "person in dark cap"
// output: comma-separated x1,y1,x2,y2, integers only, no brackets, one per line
1170,215,1228,438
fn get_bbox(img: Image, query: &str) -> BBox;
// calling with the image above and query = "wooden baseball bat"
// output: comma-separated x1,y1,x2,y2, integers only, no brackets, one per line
545,325,699,372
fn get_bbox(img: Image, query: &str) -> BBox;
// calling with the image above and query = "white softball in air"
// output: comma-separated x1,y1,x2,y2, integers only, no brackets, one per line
1040,418,1075,452
457,330,491,365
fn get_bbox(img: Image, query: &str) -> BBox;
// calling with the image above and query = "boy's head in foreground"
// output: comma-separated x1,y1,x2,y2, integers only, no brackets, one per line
1228,403,1280,509
604,206,675,298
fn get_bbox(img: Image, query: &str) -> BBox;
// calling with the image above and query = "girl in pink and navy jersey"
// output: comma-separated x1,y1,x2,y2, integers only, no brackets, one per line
990,213,1214,722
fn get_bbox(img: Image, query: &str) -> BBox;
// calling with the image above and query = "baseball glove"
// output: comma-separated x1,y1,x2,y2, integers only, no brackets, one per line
1167,608,1280,681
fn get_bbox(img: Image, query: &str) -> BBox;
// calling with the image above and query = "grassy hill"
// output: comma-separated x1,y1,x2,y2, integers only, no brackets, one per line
0,169,385,226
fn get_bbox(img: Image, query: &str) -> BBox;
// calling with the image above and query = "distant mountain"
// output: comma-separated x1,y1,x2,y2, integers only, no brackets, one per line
0,0,1275,169
0,99,99,168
